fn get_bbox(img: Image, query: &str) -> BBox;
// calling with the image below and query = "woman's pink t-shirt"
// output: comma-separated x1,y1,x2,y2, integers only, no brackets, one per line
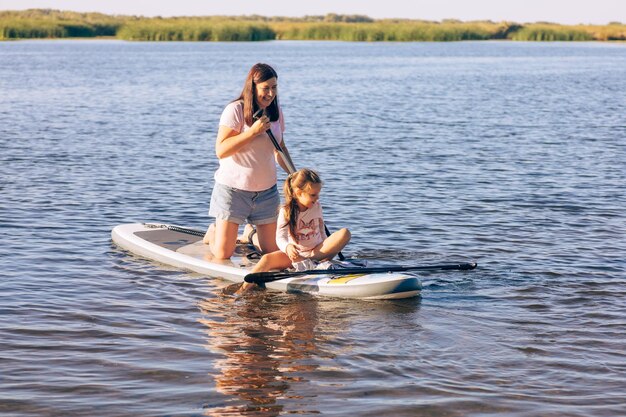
214,101,285,192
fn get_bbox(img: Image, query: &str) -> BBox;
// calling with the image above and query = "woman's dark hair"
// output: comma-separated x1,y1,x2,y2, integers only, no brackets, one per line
235,63,279,126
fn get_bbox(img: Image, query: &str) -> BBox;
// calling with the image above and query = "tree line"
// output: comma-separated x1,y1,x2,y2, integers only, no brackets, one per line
1,9,624,41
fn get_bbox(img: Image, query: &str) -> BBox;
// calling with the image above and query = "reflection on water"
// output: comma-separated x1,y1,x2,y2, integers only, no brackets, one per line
198,288,322,416
193,282,424,416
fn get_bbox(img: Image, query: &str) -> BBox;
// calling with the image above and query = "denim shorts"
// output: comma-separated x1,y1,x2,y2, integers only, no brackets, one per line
208,182,280,225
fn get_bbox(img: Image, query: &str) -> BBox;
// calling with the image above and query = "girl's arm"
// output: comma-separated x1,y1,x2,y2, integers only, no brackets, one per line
276,209,291,253
276,209,302,261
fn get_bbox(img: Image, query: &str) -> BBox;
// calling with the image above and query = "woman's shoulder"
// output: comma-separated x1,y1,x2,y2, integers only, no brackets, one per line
220,100,244,129
223,100,243,113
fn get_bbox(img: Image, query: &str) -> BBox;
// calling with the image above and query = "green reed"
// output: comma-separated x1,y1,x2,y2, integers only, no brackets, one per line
508,24,594,41
272,20,512,41
1,10,624,42
0,9,122,39
578,23,626,41
116,18,275,41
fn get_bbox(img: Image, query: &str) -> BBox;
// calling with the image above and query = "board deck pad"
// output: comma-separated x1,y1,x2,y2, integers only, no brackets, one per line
135,229,201,251
135,227,260,268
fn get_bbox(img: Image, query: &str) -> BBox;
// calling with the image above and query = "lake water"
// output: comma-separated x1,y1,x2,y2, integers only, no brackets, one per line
1,40,625,416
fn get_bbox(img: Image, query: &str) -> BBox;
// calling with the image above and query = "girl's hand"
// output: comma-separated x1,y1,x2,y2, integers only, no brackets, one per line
251,115,270,136
285,244,301,261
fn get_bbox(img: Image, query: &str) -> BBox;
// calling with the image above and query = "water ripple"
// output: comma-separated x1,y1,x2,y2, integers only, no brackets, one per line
1,40,625,416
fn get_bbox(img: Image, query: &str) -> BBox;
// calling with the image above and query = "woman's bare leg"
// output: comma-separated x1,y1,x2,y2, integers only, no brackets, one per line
255,222,279,254
204,220,239,259
202,223,214,245
238,223,261,248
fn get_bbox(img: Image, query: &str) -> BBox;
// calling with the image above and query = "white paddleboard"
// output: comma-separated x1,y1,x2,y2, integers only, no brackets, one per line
111,223,421,299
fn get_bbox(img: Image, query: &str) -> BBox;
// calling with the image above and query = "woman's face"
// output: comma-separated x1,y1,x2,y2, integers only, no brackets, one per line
255,77,278,109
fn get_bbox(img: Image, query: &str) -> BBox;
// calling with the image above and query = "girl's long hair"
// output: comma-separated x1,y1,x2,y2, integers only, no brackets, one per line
233,63,279,126
283,169,322,240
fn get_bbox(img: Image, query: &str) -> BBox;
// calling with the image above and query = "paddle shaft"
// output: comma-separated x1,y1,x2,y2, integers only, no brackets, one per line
255,109,345,260
266,128,297,173
244,261,477,284
254,109,295,172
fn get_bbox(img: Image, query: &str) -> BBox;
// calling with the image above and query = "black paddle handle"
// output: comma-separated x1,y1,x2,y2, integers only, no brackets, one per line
244,262,478,284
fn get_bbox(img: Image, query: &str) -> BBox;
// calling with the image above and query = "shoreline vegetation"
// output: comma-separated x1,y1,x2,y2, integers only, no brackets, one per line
1,9,625,42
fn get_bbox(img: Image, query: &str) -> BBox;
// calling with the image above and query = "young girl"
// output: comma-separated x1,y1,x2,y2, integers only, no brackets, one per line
241,169,351,291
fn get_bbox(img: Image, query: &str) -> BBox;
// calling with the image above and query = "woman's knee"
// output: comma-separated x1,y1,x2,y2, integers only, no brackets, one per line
212,246,234,259
210,220,239,258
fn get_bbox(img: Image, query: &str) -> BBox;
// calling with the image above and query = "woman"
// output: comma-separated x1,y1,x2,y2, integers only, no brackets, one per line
203,63,293,259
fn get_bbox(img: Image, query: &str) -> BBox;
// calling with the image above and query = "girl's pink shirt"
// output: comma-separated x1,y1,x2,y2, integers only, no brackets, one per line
276,201,327,254
214,101,285,192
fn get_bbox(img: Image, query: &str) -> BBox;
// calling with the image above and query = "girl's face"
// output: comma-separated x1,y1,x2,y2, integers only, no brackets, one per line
255,77,278,109
295,183,322,210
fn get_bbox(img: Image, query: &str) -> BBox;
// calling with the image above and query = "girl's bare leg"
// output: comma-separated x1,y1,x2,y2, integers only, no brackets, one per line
238,250,292,293
251,251,292,274
310,228,351,262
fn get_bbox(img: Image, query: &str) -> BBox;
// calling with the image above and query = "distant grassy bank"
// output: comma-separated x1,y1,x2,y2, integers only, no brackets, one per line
1,9,624,42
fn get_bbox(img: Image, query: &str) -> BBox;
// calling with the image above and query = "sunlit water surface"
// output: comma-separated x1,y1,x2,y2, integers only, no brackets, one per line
1,40,625,416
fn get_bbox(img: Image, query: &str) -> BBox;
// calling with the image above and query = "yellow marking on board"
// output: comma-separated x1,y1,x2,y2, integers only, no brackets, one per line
328,274,365,284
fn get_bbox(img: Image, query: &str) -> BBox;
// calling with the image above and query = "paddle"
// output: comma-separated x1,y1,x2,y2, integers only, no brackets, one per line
254,108,296,173
254,108,345,260
244,261,477,284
